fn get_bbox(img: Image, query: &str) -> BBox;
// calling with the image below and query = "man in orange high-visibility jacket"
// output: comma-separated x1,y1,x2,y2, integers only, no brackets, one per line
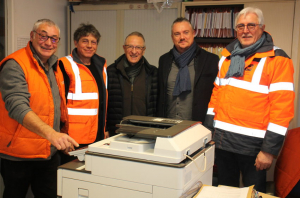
0,19,78,198
203,7,294,193
58,23,108,164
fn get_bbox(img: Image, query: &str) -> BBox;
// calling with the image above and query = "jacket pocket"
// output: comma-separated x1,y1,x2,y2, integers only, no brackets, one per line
228,105,265,124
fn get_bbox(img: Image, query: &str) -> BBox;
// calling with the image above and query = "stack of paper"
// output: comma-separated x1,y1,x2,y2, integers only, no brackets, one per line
195,185,254,198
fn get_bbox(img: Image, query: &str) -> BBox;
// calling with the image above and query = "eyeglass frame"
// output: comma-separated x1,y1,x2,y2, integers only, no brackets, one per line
235,23,262,32
33,30,60,44
124,45,145,52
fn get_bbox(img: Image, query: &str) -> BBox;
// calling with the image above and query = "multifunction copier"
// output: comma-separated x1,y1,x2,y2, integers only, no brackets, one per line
57,116,215,198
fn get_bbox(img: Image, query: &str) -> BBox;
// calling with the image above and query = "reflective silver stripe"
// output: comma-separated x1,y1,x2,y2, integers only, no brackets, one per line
103,67,107,89
66,56,82,94
214,77,220,86
218,56,226,72
65,56,98,100
215,120,266,138
67,93,98,100
228,78,269,94
207,108,215,115
273,46,281,50
251,57,266,84
269,82,294,92
218,57,269,94
267,122,287,136
219,78,230,86
68,108,98,116
219,78,268,94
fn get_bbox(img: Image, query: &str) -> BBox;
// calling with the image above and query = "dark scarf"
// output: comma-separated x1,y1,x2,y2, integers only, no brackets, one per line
225,33,266,78
124,57,144,83
172,41,197,96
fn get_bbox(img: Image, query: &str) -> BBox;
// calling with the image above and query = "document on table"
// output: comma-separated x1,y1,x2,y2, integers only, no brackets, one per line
195,185,251,198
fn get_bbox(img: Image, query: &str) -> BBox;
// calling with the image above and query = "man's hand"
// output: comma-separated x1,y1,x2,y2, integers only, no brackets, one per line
254,151,274,171
62,142,76,155
22,111,79,150
47,131,79,150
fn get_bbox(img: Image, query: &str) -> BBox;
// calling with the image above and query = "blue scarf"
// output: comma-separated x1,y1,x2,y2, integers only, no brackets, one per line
172,41,197,96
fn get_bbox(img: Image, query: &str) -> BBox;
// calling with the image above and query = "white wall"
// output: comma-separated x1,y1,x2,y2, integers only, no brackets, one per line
6,0,68,58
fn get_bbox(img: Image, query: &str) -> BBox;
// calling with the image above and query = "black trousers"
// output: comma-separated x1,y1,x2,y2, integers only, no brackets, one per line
287,180,300,198
1,152,59,198
215,148,266,193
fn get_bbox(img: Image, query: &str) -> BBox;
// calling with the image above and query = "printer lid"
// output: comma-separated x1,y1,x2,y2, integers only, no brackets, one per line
116,115,199,139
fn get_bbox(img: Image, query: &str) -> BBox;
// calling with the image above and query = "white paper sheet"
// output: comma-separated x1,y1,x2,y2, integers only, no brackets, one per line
195,186,250,198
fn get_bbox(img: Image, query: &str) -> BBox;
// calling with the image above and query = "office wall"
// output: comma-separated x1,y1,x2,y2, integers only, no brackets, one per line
6,0,68,58
69,4,180,66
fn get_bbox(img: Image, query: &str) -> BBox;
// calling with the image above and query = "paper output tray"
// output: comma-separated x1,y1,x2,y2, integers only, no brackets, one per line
85,142,214,168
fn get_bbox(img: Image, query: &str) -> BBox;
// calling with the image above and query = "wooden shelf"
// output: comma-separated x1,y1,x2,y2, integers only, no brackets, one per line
194,37,235,44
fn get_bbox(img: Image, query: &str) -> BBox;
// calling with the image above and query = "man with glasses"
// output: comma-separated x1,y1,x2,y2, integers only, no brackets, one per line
204,7,294,192
157,17,219,123
0,19,78,198
106,31,157,136
58,23,108,164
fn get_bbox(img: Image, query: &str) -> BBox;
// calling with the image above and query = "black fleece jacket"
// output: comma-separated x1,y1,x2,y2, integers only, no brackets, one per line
106,54,158,136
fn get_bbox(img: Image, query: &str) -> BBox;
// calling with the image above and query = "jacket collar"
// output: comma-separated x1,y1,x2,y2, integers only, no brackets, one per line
114,54,155,74
29,42,58,71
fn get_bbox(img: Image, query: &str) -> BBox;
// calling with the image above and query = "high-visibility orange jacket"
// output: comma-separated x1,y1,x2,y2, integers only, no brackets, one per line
0,43,68,159
59,51,107,144
204,32,294,156
275,127,300,198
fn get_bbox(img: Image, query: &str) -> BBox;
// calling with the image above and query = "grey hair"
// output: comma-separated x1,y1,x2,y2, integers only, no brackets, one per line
32,19,60,35
124,31,145,45
171,17,193,34
235,7,264,26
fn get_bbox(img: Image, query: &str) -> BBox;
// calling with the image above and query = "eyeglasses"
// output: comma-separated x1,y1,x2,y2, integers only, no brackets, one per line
124,45,145,52
33,31,60,44
235,23,262,32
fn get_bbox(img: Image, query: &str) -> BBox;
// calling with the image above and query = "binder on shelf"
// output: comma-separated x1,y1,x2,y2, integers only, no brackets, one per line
185,5,243,56
185,5,243,38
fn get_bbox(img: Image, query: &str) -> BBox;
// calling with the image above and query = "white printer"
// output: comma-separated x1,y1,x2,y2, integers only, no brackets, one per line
57,116,215,198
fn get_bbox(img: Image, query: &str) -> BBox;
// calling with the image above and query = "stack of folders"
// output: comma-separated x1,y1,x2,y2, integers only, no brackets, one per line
185,7,242,38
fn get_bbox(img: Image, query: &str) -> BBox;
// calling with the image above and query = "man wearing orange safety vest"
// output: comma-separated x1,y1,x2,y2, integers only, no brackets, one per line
203,7,294,193
0,19,78,198
58,23,108,164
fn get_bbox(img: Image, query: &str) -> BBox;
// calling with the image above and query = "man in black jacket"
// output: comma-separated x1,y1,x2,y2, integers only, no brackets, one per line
157,17,219,123
106,32,158,136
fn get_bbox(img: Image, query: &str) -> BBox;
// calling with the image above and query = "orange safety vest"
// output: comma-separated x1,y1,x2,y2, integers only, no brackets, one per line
0,42,68,159
59,55,107,144
207,46,294,139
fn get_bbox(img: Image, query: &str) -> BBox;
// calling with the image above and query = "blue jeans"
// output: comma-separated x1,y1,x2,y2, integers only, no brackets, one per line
215,148,266,193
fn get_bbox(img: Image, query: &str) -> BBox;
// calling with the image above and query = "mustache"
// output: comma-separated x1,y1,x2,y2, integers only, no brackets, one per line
41,46,54,50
